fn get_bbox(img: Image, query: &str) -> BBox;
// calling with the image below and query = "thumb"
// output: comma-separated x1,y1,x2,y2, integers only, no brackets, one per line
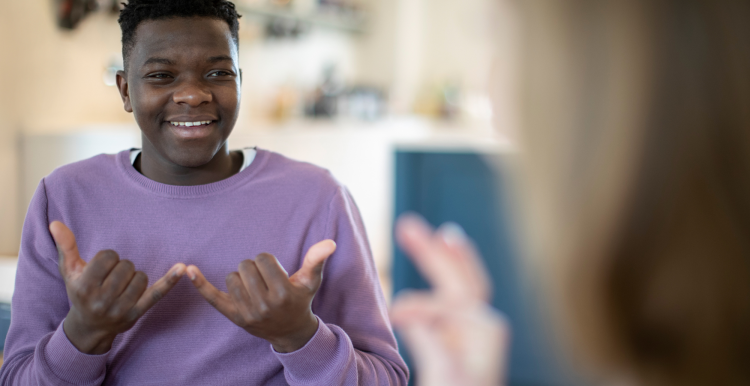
49,221,86,281
290,240,336,292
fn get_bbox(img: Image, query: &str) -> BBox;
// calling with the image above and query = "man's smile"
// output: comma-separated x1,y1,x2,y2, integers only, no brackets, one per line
166,119,217,140
169,120,214,127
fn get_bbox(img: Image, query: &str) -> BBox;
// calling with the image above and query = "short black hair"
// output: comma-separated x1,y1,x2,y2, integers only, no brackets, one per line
118,0,241,71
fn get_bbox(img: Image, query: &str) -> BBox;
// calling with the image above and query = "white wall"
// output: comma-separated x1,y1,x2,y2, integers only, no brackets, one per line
355,0,398,98
356,0,505,115
0,2,20,256
0,2,133,255
421,0,500,93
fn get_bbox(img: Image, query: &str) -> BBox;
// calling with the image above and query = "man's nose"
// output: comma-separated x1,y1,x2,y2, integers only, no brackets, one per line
173,81,212,106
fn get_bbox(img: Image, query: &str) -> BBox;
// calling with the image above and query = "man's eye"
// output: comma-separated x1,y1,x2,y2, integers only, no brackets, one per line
148,73,171,79
209,71,232,77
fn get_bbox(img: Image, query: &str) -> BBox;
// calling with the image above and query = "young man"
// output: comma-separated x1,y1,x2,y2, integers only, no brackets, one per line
0,1,407,384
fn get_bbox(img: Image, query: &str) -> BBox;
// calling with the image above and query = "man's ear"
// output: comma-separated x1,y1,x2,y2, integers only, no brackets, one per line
116,70,133,113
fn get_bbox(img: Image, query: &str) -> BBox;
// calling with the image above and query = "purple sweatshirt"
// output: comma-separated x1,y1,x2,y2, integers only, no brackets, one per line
0,149,408,385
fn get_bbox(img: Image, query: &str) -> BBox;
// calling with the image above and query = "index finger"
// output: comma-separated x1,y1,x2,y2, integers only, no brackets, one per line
186,265,238,319
436,222,491,301
131,263,186,316
395,214,487,301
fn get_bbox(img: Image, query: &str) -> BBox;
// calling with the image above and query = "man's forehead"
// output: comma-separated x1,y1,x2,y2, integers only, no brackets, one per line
131,17,237,62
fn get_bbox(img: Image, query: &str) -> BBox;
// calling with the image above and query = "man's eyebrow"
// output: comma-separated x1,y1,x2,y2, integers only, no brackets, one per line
207,55,234,64
143,57,175,66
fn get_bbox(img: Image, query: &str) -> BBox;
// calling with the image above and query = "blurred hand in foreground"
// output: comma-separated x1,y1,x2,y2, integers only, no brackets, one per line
391,214,509,386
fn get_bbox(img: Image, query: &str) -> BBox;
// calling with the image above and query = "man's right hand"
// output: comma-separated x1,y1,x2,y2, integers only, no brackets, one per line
49,221,186,355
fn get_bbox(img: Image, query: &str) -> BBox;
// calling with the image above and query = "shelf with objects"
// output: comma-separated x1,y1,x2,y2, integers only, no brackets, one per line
236,0,368,35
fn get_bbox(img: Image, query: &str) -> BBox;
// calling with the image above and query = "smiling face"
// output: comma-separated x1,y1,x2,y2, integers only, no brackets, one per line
117,17,241,168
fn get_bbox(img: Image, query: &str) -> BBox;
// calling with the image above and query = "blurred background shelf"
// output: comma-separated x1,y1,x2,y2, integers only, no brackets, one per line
237,3,367,34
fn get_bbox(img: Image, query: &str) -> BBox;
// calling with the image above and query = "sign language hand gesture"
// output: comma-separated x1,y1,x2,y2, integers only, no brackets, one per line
50,221,186,355
186,240,337,353
390,214,509,386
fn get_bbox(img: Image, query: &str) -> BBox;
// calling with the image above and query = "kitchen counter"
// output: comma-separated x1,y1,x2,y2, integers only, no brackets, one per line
0,256,17,304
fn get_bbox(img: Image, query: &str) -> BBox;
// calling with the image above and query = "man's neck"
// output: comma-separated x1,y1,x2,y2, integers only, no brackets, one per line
135,142,242,186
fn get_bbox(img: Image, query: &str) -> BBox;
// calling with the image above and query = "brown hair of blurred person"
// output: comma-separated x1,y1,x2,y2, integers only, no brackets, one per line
519,1,750,385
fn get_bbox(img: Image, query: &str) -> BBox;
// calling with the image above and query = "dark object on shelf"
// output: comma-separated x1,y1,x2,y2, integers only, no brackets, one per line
307,88,338,118
107,0,121,14
55,0,97,29
265,16,310,39
392,151,579,386
306,65,344,118
237,3,366,34
343,86,385,121
53,0,119,30
305,84,386,121
305,65,385,121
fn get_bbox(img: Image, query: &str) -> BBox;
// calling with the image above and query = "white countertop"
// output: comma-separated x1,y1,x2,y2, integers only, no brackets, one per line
0,256,17,304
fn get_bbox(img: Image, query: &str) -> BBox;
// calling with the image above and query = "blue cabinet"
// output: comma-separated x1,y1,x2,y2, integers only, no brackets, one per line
0,303,10,352
392,150,575,386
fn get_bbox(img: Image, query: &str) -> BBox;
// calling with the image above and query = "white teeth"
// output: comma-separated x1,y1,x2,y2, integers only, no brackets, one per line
170,121,212,127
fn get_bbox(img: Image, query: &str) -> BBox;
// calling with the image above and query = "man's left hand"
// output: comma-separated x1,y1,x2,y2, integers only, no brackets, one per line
187,240,336,353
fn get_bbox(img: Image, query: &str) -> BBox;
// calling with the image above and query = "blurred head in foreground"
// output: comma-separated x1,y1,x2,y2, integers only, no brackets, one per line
519,0,750,384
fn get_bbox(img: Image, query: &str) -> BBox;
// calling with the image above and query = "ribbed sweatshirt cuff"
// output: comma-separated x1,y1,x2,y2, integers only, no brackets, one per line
41,321,108,385
274,316,351,384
